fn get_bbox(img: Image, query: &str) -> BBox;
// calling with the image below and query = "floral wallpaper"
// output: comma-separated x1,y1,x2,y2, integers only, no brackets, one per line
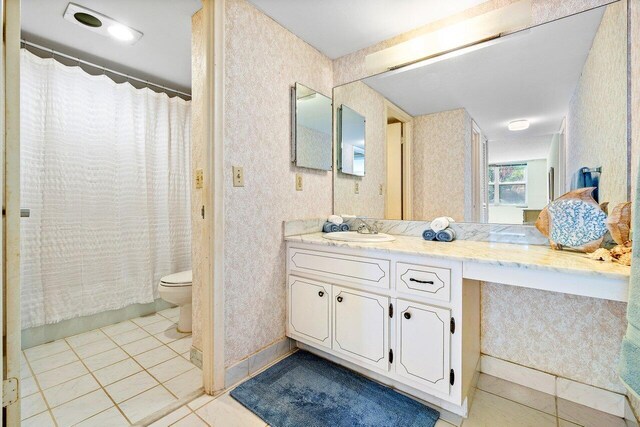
333,81,387,218
222,0,333,366
412,109,472,222
482,282,627,393
567,1,627,208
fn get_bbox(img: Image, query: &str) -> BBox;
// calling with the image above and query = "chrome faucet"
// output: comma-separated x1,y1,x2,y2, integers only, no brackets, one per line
354,217,379,234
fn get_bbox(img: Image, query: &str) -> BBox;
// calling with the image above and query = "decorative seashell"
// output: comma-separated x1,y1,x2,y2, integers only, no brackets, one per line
611,244,632,258
588,248,613,262
607,202,632,246
616,252,632,266
535,188,607,252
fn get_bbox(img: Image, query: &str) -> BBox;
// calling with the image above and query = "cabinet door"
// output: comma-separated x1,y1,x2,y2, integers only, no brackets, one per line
288,277,331,348
333,286,389,370
396,299,451,394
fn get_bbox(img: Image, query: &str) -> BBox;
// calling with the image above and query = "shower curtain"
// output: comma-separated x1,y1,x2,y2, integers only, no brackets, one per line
20,49,192,329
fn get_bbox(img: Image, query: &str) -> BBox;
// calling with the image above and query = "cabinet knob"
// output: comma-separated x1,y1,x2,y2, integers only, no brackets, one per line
318,291,324,297
337,296,343,303
404,312,411,320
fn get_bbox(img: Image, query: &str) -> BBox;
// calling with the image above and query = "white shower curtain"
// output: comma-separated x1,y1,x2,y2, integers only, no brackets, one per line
20,50,192,329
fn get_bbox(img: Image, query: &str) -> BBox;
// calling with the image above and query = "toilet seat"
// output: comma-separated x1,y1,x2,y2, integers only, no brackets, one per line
160,270,192,287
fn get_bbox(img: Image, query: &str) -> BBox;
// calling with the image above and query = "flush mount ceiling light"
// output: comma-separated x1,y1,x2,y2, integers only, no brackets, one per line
63,3,143,45
508,119,530,131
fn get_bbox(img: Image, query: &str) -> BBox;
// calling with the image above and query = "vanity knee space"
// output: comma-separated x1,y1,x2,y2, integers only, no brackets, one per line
286,243,480,411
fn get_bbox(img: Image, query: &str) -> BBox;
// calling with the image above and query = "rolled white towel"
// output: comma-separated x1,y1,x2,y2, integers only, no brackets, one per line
328,215,344,225
430,216,455,232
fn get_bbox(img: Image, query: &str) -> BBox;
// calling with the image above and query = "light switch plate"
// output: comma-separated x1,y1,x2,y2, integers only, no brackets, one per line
354,181,360,194
233,166,244,187
195,169,204,189
296,173,303,191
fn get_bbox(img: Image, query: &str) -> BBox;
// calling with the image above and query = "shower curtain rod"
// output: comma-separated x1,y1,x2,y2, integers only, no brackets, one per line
21,39,192,99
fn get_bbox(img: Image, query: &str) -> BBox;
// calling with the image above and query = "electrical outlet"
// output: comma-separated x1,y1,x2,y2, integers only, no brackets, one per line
195,169,204,189
232,166,244,187
379,184,383,195
354,181,360,194
296,173,303,191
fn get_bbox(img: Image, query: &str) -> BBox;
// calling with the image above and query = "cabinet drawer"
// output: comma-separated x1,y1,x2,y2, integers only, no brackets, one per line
288,276,331,348
289,247,390,289
396,262,451,302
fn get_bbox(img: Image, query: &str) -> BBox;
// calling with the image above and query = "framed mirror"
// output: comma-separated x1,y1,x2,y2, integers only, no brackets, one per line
332,1,628,225
291,82,332,171
338,105,366,176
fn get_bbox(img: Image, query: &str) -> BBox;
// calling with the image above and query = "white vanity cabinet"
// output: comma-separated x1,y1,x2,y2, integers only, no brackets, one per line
286,243,480,416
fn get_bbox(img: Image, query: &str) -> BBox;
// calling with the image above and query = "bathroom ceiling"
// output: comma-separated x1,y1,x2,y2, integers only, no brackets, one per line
21,0,202,94
363,6,606,141
247,0,488,59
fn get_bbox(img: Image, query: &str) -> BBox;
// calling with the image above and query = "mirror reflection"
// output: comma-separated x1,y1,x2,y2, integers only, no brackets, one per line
332,1,627,225
293,83,332,171
338,105,366,176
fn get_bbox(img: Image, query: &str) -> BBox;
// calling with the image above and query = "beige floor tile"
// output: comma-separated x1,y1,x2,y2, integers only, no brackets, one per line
559,420,581,427
435,420,456,427
51,390,113,427
463,390,556,427
168,336,193,354
148,406,192,427
29,350,78,374
21,392,47,420
43,374,100,408
118,385,178,424
101,320,138,337
196,393,266,427
187,393,215,410
106,370,159,403
111,327,150,346
157,307,181,319
83,347,130,371
557,398,626,427
21,357,33,379
182,351,191,360
24,340,70,362
173,412,208,426
74,337,118,359
131,313,166,327
154,327,190,344
164,368,203,398
143,319,177,335
134,345,179,369
66,329,107,348
148,356,196,383
477,374,557,416
122,336,163,356
21,376,39,397
36,361,89,389
22,410,56,427
93,358,143,386
75,406,130,427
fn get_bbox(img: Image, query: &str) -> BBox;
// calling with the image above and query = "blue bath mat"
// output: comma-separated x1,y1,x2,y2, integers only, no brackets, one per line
230,350,440,427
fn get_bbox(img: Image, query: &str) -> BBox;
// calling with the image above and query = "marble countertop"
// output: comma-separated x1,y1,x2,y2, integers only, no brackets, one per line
285,232,630,281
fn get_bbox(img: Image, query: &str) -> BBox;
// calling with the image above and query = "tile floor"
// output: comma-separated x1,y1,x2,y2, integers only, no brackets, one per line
152,368,635,427
20,307,203,426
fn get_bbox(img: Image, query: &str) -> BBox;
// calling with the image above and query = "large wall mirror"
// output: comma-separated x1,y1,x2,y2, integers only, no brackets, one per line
292,83,332,171
332,1,628,225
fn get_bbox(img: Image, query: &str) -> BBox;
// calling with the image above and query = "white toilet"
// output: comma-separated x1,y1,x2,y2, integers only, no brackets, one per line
158,270,193,333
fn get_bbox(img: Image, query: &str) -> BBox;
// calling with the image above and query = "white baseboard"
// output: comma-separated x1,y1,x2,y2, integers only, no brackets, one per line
480,354,626,418
224,337,293,389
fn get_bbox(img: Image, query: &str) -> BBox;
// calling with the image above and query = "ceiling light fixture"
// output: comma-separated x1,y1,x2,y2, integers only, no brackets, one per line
63,3,143,45
508,119,530,131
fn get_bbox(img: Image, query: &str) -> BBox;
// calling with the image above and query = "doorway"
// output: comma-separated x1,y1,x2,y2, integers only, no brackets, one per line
385,101,413,220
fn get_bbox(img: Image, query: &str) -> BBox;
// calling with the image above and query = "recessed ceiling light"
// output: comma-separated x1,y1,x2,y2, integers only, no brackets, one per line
107,24,135,42
63,3,143,45
508,119,530,131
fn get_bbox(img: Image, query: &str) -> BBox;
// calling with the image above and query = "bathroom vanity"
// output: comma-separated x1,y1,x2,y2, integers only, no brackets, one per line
284,232,630,416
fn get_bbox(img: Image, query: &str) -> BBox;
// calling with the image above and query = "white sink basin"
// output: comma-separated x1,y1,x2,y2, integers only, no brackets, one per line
322,231,396,243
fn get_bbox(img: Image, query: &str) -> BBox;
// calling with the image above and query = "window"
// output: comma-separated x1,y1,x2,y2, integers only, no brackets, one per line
488,164,527,206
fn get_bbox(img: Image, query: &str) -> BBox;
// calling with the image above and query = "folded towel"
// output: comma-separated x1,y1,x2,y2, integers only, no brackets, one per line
422,229,437,241
323,222,340,233
435,228,456,242
339,223,350,232
430,216,455,232
328,215,344,225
